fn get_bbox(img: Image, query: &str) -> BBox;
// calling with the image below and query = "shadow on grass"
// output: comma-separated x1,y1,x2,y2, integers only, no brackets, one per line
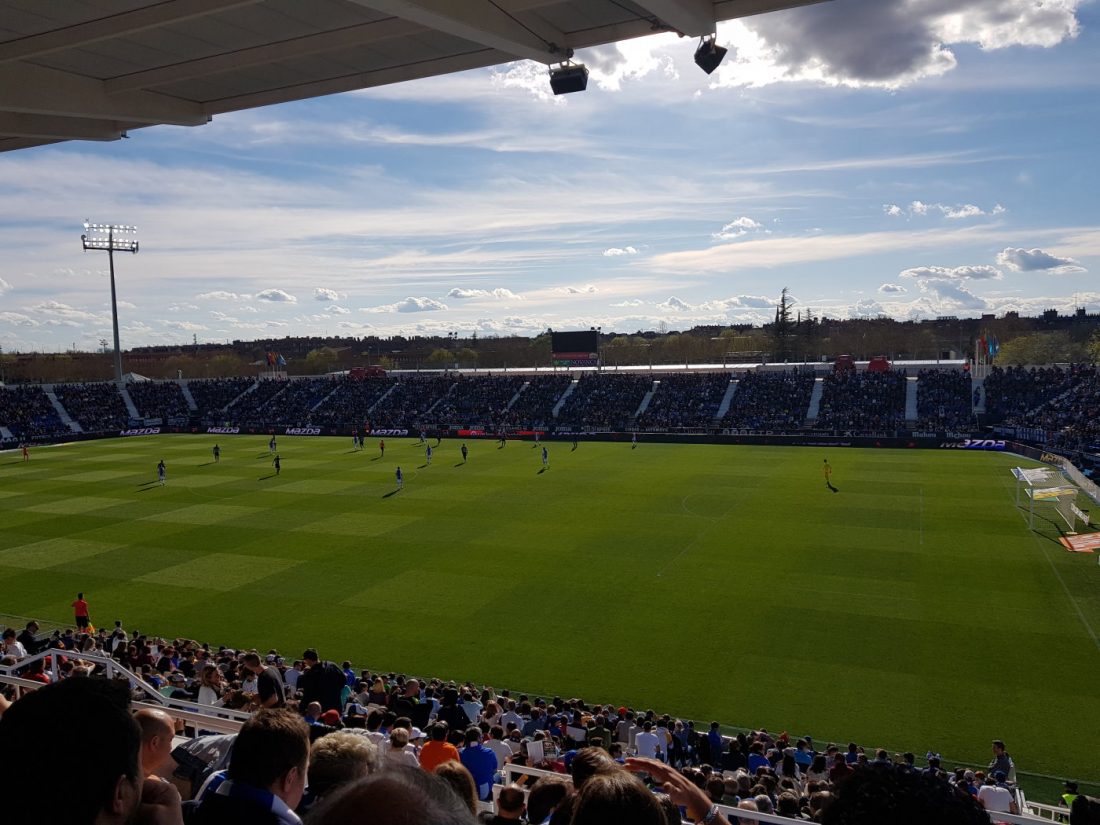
257,453,271,459
827,482,839,493
136,484,162,493
198,461,216,467
258,473,277,481
537,467,547,474
371,456,382,461
417,463,428,469
344,449,359,454
454,462,465,467
137,480,159,487
383,489,399,498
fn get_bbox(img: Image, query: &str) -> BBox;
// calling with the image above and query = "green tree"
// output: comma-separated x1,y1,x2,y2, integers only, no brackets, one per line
770,287,795,361
995,331,1088,365
303,347,337,374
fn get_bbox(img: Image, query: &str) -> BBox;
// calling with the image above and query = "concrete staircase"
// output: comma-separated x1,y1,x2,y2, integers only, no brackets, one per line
904,376,919,424
633,380,659,418
43,386,82,433
367,383,397,414
552,379,578,418
179,381,198,411
118,385,141,420
504,382,527,413
714,379,738,420
805,377,825,423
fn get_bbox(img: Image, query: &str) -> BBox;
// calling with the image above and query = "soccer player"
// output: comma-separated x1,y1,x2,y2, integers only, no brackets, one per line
533,430,540,449
572,435,578,451
72,592,90,631
461,443,468,463
273,454,281,475
395,466,403,490
212,444,220,463
426,445,433,465
157,459,166,486
541,445,549,469
353,431,359,450
631,433,637,449
435,433,442,447
269,435,277,454
419,430,426,445
379,439,385,458
823,458,833,490
498,431,506,448
21,443,29,461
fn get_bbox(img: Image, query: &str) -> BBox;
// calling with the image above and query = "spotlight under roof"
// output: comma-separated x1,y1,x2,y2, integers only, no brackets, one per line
549,62,589,95
694,35,727,75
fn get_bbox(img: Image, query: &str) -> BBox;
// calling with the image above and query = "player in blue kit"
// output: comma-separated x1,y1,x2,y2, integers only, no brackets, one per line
157,459,167,486
395,466,403,490
461,443,468,463
426,445,433,465
541,445,549,469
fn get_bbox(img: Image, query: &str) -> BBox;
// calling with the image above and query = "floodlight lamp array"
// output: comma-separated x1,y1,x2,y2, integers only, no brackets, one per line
81,222,139,253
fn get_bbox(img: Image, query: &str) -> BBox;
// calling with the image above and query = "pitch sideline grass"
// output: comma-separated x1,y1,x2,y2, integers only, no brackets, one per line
1,434,1098,785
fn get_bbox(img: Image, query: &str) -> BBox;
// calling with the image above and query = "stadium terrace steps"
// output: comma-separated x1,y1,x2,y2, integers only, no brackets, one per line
806,377,825,422
714,378,738,419
905,376,919,423
310,383,342,412
178,382,198,411
425,381,457,416
118,385,141,421
43,386,81,433
504,382,526,412
367,381,397,414
633,380,659,418
552,379,579,418
0,426,12,440
973,377,987,414
225,379,260,409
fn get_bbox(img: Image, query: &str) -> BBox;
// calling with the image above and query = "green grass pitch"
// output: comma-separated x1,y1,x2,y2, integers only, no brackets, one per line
2,435,1098,784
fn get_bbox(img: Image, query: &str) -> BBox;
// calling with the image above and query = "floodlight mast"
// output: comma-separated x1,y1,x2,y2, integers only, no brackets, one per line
81,222,138,383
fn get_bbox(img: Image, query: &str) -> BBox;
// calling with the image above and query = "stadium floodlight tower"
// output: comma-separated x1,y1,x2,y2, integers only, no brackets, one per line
81,222,138,383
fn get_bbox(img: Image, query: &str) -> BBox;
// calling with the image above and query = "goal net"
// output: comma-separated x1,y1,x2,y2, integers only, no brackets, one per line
1013,467,1090,533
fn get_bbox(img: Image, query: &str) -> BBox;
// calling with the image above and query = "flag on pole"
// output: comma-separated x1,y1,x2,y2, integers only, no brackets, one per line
276,353,286,367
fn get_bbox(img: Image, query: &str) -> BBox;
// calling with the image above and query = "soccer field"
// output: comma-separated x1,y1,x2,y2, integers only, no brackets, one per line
2,435,1098,781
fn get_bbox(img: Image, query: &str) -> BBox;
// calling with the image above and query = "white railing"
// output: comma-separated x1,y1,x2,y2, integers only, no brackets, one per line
0,649,250,731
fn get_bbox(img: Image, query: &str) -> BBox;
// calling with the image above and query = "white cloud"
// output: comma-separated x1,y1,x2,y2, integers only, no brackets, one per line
603,246,638,256
995,247,1085,273
850,298,886,318
611,299,645,307
557,284,598,295
26,300,103,323
313,287,342,301
657,296,693,311
899,265,1003,280
716,0,1082,90
324,305,351,315
0,311,38,326
887,200,997,219
255,288,298,303
941,204,984,220
447,287,524,300
714,216,766,240
363,296,448,313
168,302,199,312
0,277,10,294
163,320,207,331
196,290,250,301
883,204,904,217
878,283,907,294
917,278,988,310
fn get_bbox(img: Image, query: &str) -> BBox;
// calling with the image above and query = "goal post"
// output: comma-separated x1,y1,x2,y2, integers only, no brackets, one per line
1012,467,1090,533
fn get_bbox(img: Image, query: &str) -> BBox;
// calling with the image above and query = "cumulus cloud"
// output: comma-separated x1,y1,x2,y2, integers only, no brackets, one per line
657,296,693,311
713,216,766,240
878,283,907,294
603,246,638,256
26,300,103,323
196,290,250,301
163,320,207,331
899,265,1002,280
611,299,645,307
256,288,297,303
720,0,1082,90
325,305,351,315
363,296,448,313
0,311,38,326
917,278,988,310
0,277,9,294
885,200,998,219
447,287,524,300
557,284,598,295
708,294,776,309
313,287,342,301
995,247,1085,273
850,299,886,318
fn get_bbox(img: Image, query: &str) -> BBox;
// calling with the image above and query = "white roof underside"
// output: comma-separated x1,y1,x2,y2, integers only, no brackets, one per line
0,0,825,152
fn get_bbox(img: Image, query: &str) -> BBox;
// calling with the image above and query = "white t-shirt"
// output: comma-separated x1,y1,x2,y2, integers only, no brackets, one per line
635,731,662,759
978,785,1014,813
487,739,513,769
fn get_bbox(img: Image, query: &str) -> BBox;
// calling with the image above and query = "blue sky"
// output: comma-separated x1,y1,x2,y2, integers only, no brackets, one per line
1,0,1098,352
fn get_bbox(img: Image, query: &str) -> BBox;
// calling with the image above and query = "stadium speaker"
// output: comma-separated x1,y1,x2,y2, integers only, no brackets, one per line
694,36,727,75
549,63,589,95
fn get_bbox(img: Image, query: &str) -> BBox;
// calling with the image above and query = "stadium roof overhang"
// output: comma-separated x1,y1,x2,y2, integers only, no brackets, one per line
0,0,826,153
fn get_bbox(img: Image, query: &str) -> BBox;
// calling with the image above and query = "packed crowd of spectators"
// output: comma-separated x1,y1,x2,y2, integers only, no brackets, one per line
0,385,66,440
189,378,256,422
310,378,392,430
1,616,1042,825
369,376,454,429
53,381,132,432
1003,364,1100,450
248,378,334,427
815,372,908,432
503,375,573,431
435,375,526,429
556,374,652,431
223,379,291,426
128,381,191,423
721,371,815,431
916,369,973,431
636,374,730,431
982,365,1075,424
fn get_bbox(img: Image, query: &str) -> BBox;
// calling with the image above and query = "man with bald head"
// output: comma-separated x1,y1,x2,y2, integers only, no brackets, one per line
135,708,176,779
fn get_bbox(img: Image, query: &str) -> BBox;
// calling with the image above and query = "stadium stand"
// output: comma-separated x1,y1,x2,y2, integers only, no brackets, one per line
309,377,394,430
0,385,66,441
636,373,730,431
434,374,526,429
721,370,815,431
224,378,290,426
815,371,908,432
916,368,974,430
52,381,131,432
188,377,256,422
0,615,1041,825
503,374,573,431
127,380,190,423
982,365,1074,425
1004,364,1100,450
556,373,652,431
369,375,454,429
